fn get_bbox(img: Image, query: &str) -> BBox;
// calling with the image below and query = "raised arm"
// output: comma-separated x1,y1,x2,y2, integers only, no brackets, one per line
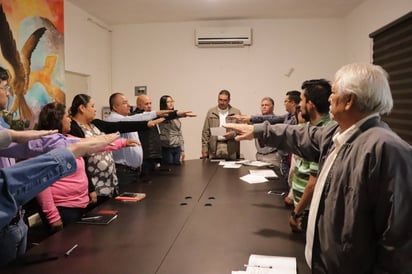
0,129,58,148
92,119,155,134
250,114,287,124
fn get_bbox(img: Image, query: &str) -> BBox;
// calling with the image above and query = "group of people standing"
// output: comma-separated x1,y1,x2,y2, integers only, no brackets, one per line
0,62,411,273
0,65,195,267
224,63,412,273
200,64,412,273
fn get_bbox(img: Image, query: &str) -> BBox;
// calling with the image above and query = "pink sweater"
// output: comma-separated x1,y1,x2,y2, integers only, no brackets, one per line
37,137,127,224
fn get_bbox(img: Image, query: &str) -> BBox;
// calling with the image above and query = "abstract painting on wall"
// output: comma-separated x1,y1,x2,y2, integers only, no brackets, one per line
0,0,64,129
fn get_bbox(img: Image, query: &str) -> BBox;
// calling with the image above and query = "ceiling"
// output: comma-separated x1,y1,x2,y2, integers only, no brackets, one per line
68,0,366,26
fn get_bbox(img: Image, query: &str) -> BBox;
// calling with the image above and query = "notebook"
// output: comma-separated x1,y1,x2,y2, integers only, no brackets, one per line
115,192,146,202
76,211,118,225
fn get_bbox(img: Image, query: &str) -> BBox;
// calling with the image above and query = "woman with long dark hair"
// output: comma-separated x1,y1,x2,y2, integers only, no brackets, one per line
158,95,185,165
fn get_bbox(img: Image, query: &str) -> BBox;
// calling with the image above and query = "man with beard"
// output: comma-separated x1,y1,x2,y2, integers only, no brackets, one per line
288,79,334,233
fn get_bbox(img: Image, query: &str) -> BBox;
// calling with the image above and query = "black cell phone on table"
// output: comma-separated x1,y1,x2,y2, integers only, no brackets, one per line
19,252,58,264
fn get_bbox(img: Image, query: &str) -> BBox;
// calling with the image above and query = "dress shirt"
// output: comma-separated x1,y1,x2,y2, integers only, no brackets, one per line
105,111,151,169
217,108,229,141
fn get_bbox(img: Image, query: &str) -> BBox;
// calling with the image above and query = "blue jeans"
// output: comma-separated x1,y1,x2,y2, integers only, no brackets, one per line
0,218,28,266
0,148,77,266
162,146,182,165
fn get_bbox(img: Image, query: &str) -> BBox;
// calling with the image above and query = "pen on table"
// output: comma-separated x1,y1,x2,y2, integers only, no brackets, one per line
65,244,78,256
81,216,102,220
244,264,272,269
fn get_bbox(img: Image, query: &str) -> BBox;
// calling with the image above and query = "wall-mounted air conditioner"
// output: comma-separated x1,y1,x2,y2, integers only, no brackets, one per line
195,27,252,48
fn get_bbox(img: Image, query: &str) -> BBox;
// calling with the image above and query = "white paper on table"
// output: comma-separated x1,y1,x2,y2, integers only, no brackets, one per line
249,169,278,178
235,160,250,164
240,174,269,184
223,163,242,168
245,254,297,274
242,160,271,167
210,127,226,136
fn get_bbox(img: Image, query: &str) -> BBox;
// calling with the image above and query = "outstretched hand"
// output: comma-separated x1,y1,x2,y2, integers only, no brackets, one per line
8,129,58,143
126,138,140,147
148,118,165,127
223,123,255,141
156,110,173,117
177,111,196,117
229,115,252,123
69,132,120,157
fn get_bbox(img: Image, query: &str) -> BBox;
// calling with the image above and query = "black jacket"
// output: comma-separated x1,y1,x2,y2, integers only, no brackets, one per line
131,109,166,160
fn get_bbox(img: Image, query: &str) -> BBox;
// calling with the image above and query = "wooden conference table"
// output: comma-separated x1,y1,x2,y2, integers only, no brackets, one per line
6,159,310,274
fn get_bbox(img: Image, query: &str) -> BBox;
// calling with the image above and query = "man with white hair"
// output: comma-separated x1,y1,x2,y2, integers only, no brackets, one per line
224,63,412,273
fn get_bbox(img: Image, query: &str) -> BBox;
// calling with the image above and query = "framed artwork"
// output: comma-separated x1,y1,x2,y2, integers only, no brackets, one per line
101,106,111,120
0,0,64,129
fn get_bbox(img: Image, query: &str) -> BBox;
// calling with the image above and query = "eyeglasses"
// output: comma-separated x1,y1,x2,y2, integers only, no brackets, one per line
0,85,10,91
0,85,10,96
166,100,174,103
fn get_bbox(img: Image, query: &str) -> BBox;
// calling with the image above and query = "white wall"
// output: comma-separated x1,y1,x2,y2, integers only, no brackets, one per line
343,0,412,63
64,71,89,109
65,0,412,160
64,1,112,108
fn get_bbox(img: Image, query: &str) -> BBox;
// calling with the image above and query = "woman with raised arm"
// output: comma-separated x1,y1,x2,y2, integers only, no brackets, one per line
36,102,138,232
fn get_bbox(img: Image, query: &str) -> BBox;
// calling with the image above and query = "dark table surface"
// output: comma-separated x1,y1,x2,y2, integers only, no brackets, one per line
5,160,310,274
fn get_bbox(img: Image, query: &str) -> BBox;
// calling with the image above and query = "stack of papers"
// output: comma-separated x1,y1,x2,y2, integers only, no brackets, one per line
213,159,277,171
240,174,268,184
210,127,227,136
222,161,242,169
249,169,277,178
240,169,277,184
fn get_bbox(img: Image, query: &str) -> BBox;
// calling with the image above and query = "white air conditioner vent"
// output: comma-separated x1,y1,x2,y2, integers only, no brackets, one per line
195,27,252,48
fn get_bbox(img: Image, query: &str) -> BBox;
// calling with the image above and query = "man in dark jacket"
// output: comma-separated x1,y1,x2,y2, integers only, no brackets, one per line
225,63,412,274
132,94,195,183
132,94,170,183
